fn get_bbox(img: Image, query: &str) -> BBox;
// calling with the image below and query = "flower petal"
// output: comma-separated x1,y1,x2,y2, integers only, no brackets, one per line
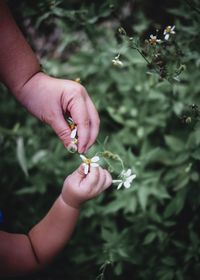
165,33,170,40
125,169,132,177
127,174,136,183
91,163,99,167
68,117,74,123
124,181,131,188
117,182,123,190
112,180,122,184
70,128,77,139
91,156,100,163
84,164,89,175
80,154,87,161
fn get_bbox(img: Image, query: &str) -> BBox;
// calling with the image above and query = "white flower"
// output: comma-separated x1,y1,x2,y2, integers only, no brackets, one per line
67,117,78,144
163,25,175,40
149,34,161,45
70,127,77,139
112,55,123,67
80,155,100,174
113,169,136,190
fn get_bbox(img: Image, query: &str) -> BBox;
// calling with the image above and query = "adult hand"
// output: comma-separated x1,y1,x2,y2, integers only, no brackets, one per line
16,72,100,153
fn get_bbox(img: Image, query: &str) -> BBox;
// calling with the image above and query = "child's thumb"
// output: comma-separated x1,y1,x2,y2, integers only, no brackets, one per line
72,164,86,183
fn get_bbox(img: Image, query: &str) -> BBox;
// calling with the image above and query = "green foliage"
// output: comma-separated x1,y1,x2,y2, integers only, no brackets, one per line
1,0,200,279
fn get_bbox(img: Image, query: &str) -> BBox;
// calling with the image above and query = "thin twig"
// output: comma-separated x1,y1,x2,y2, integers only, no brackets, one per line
185,0,200,14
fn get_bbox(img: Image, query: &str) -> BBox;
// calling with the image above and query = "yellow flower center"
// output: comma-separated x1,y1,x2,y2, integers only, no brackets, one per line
75,77,81,83
149,37,157,45
69,123,76,130
72,138,78,144
83,158,91,165
165,26,171,33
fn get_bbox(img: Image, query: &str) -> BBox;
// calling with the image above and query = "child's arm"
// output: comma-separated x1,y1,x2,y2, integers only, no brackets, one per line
0,1,99,153
0,166,112,277
0,198,79,276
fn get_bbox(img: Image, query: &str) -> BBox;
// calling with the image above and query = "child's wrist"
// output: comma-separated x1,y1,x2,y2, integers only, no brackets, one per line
59,193,81,210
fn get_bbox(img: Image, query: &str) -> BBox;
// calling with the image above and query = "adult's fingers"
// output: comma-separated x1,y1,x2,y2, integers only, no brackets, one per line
85,96,100,151
67,93,90,153
50,113,77,151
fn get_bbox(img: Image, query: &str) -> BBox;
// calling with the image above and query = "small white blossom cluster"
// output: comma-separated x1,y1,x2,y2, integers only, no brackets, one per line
112,169,136,190
163,25,175,40
80,154,136,190
148,34,161,45
112,25,176,67
112,54,123,67
148,25,176,45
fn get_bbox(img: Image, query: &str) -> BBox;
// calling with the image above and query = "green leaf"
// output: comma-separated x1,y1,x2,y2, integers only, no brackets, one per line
16,137,29,177
164,189,187,218
137,186,149,211
164,135,185,152
31,150,48,165
143,232,157,245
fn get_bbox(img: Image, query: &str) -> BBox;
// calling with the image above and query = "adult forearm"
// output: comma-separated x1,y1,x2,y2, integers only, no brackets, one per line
0,1,40,94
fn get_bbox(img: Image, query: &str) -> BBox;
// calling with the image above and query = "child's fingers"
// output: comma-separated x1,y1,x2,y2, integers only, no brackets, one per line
95,168,107,191
81,166,100,188
94,168,112,194
102,170,113,190
68,164,86,186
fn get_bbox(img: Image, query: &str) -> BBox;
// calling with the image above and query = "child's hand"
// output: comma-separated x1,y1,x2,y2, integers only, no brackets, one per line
61,165,112,209
16,72,100,153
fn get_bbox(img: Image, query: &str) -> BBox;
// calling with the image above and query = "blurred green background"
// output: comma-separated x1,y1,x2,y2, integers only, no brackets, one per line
1,0,200,279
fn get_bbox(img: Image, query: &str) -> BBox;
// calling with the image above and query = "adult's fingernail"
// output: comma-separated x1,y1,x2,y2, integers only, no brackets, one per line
79,145,87,154
67,143,78,153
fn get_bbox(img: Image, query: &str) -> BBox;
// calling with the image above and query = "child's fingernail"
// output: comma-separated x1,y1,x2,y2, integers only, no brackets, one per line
67,143,77,153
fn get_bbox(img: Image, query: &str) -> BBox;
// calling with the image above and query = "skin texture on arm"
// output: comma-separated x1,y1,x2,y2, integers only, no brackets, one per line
0,1,100,153
0,166,112,277
0,197,79,277
0,1,40,92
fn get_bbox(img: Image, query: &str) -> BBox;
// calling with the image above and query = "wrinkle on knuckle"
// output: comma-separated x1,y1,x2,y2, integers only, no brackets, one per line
77,167,85,177
73,85,85,98
58,128,71,139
